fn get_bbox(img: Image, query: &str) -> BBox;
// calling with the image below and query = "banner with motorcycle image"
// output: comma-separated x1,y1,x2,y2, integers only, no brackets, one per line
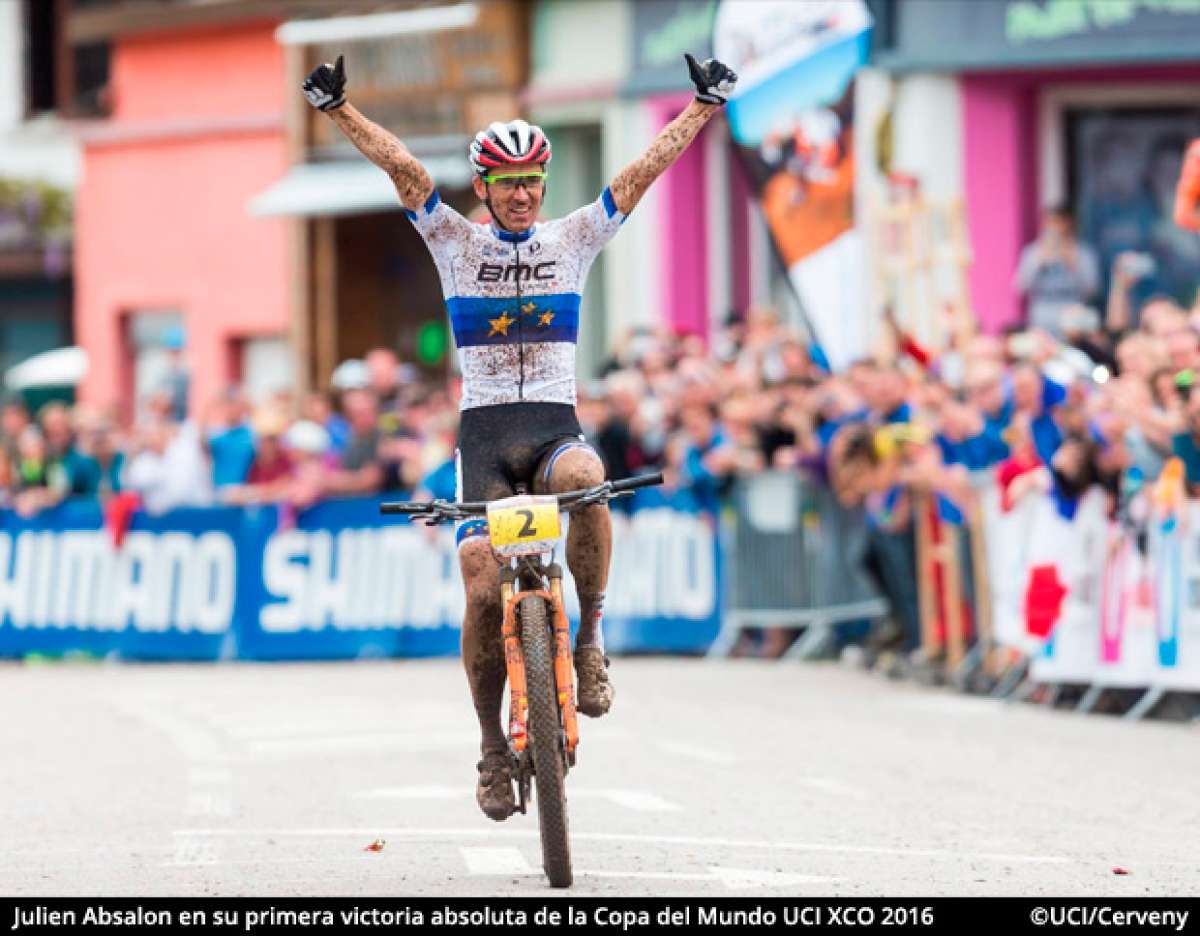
713,0,873,370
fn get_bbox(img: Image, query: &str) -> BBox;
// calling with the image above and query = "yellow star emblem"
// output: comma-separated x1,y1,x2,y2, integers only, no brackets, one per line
488,311,516,337
521,301,538,316
538,311,555,327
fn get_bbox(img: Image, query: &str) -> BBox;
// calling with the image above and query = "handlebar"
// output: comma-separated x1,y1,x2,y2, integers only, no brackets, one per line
380,471,665,522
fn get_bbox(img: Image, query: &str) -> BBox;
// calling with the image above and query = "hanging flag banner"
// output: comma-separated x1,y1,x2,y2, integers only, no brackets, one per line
713,0,873,370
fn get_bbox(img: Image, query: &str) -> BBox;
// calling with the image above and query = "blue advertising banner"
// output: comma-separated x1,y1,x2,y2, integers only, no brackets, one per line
0,491,722,661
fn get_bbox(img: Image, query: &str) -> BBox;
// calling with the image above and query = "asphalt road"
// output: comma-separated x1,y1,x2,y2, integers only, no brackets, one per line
1,657,1196,897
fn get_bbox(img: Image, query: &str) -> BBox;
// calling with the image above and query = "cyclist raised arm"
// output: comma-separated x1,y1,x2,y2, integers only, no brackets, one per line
302,55,434,211
608,54,738,215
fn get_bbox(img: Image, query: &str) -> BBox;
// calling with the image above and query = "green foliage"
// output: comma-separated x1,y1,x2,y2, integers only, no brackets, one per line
0,178,74,241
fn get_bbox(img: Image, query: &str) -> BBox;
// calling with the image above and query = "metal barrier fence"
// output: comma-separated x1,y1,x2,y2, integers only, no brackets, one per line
707,472,888,659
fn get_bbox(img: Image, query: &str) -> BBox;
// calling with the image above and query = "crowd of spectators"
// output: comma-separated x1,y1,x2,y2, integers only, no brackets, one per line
2,262,1196,533
0,347,458,522
3,222,1198,657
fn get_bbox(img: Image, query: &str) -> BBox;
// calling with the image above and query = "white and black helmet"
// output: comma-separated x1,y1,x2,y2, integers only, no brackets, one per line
469,119,552,176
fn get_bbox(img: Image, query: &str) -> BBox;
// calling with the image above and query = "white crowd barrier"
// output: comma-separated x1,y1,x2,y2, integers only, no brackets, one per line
979,480,1200,699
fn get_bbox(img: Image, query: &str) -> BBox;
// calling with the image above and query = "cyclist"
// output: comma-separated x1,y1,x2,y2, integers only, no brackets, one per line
303,52,737,821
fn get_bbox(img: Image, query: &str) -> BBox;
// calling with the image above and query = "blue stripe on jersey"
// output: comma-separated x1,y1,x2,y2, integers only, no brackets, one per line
491,225,536,243
601,187,618,219
403,189,441,222
447,293,581,347
456,518,489,545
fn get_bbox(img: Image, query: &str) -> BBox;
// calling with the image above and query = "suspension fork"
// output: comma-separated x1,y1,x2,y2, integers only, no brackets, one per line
500,562,579,758
500,567,528,753
548,564,579,756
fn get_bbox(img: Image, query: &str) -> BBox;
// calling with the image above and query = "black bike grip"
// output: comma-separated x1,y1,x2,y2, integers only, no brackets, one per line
379,502,430,515
611,471,664,492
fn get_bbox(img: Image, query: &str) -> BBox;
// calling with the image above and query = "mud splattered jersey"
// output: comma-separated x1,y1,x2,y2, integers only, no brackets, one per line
405,188,627,411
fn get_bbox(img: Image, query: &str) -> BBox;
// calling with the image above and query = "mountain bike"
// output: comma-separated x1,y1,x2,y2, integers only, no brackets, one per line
381,471,664,888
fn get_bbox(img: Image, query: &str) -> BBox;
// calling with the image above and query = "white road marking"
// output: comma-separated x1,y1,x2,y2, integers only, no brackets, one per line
174,827,1072,865
355,786,682,812
655,740,736,766
110,697,227,764
461,847,535,876
581,790,682,812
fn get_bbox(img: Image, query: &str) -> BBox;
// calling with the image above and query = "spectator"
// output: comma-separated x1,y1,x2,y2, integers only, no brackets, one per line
204,387,256,490
283,420,333,510
11,425,67,516
222,408,294,505
1060,304,1116,373
304,390,351,455
1014,205,1101,340
595,370,653,480
0,400,30,462
1171,389,1200,494
669,402,734,510
161,325,190,422
39,401,75,461
1011,361,1066,465
365,347,403,411
322,388,384,496
64,406,125,498
122,417,213,515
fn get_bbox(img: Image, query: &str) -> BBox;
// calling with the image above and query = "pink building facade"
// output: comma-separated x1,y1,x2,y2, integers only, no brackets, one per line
74,20,290,417
875,0,1200,334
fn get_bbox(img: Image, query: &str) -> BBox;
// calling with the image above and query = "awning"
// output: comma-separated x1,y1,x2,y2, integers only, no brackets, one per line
5,346,87,391
248,158,472,218
275,4,480,46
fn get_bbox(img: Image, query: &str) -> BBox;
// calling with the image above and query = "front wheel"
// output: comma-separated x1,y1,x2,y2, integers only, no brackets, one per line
519,594,572,887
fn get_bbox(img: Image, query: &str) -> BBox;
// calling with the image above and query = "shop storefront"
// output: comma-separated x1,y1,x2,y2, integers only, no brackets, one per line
864,0,1200,333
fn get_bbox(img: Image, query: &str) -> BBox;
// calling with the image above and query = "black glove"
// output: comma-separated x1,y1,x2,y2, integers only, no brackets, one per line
684,52,737,106
302,54,346,112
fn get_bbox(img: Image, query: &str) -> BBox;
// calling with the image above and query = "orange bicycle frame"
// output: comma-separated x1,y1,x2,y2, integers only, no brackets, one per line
500,580,578,756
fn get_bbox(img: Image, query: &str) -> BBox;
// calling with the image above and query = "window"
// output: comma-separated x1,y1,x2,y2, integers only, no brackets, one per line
24,0,57,115
126,311,187,421
238,336,294,404
1068,107,1200,307
22,1,111,117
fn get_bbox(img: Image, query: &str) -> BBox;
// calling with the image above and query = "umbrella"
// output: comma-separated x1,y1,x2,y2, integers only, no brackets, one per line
4,346,89,391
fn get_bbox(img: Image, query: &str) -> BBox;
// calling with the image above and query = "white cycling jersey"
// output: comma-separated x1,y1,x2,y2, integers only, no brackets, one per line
406,188,628,411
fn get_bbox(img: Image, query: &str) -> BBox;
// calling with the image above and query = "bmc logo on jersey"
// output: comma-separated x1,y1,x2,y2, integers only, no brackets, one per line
477,261,556,283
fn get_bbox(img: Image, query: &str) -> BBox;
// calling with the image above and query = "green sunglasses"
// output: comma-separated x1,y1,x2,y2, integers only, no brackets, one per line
482,172,547,191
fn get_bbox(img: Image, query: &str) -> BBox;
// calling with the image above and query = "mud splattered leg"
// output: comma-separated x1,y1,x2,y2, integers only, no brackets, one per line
459,536,516,820
542,448,610,649
538,446,615,716
458,538,507,754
